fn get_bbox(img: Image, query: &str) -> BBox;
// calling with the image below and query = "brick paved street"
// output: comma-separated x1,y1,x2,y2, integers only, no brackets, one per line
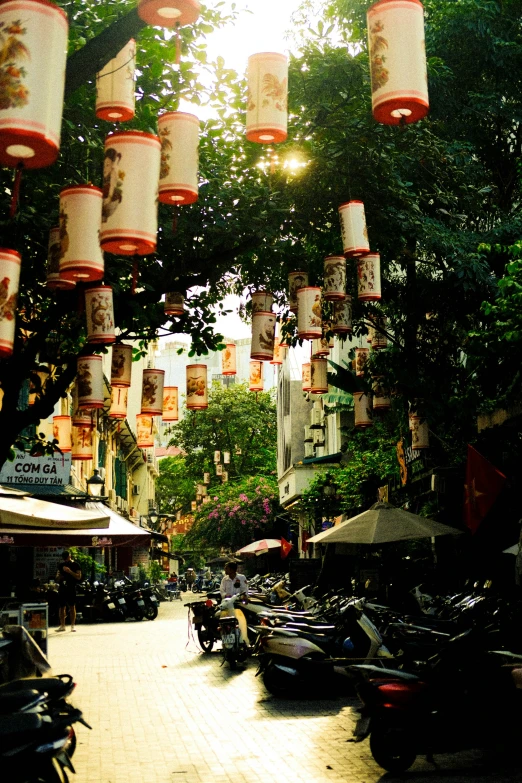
48,597,521,783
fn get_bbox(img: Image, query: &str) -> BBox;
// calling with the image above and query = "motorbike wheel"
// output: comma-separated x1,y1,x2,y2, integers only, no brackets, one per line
262,662,297,698
144,604,159,620
197,624,215,653
370,723,416,773
225,650,237,670
191,584,200,593
30,757,69,782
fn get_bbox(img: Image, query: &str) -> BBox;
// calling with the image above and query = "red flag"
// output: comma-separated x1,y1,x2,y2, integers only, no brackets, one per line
464,445,506,534
301,531,310,554
280,537,293,559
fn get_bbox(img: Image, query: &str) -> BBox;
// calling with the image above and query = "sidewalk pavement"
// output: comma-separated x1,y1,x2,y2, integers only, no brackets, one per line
48,594,521,783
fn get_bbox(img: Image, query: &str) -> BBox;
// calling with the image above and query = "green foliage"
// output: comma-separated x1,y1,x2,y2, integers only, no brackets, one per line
156,456,196,517
146,560,164,584
69,547,106,578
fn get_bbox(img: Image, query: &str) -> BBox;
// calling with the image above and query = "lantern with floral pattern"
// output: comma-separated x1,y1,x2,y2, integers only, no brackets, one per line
111,344,133,388
158,112,199,204
162,386,179,422
52,415,71,453
372,378,391,411
302,363,312,393
222,343,237,376
71,383,92,428
353,392,373,428
310,358,328,394
357,253,382,301
0,248,21,358
371,317,388,349
355,347,370,377
46,227,74,290
77,355,104,409
331,297,352,336
246,52,288,143
297,287,322,340
59,185,104,282
85,286,115,344
270,337,283,365
251,290,273,313
339,201,370,257
71,426,93,460
96,40,136,122
186,364,208,410
141,369,165,416
288,271,308,313
311,337,330,358
251,310,276,361
249,360,263,392
136,413,154,448
109,387,128,420
323,256,346,300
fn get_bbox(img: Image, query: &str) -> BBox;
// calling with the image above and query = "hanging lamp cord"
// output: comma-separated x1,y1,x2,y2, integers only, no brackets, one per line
132,257,139,295
9,163,24,219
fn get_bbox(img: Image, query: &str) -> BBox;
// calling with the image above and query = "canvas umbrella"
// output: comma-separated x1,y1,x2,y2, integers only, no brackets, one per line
307,502,463,545
236,539,282,556
206,555,242,565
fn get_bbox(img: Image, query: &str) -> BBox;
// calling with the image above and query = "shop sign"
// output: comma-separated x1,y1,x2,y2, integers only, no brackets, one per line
91,536,112,547
0,535,14,544
0,450,71,487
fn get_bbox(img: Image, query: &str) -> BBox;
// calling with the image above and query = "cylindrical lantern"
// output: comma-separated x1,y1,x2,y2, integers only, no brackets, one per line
141,369,165,416
164,292,185,317
372,318,388,349
310,358,328,394
136,414,154,448
191,500,197,511
58,185,104,282
246,52,288,143
251,290,274,313
85,286,115,344
270,337,283,365
339,201,370,257
0,0,68,169
223,451,230,464
249,361,264,392
355,347,370,377
71,426,93,461
203,472,210,484
323,256,346,301
158,112,199,204
0,248,21,358
332,296,353,336
302,363,312,392
251,310,276,361
288,271,308,313
311,338,330,358
216,463,223,476
186,364,208,410
222,343,237,376
111,344,133,388
222,471,229,483
71,383,93,428
367,0,429,126
137,0,200,28
297,287,322,340
109,387,128,420
46,227,74,290
410,414,429,449
77,355,104,409
372,379,391,411
353,392,373,428
52,415,71,453
162,387,179,422
96,40,136,122
214,450,220,463
100,130,161,256
357,253,382,301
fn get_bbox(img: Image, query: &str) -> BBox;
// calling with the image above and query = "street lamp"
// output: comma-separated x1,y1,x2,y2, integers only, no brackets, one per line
87,469,105,497
148,507,159,527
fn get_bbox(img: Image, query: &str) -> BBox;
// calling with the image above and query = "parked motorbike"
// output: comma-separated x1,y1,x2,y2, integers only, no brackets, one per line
218,596,249,670
140,583,160,620
185,596,220,652
76,582,124,623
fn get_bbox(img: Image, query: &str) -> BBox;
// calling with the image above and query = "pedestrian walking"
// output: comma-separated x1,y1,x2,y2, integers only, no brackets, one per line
55,550,82,632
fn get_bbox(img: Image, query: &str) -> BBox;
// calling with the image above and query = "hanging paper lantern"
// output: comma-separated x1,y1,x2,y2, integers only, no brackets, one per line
158,112,199,204
339,201,370,257
249,360,264,392
357,253,382,302
302,363,312,393
288,271,308,313
353,392,373,428
96,40,136,122
52,415,71,453
162,387,179,422
111,344,133,388
0,248,21,358
222,471,229,483
311,338,330,358
355,347,370,377
310,358,328,394
223,451,230,464
216,463,223,476
46,227,74,290
222,343,237,376
85,286,115,344
270,337,283,365
137,0,200,28
164,292,185,317
323,256,346,301
251,310,276,361
136,414,154,448
77,355,104,409
203,472,210,484
251,290,274,313
372,378,391,411
71,426,93,461
372,317,388,349
246,52,288,143
186,364,208,410
297,287,322,340
331,297,353,336
71,383,92,428
109,387,128,420
410,414,429,449
0,0,68,169
58,185,104,282
141,369,165,416
367,0,429,126
100,130,161,256
213,451,220,463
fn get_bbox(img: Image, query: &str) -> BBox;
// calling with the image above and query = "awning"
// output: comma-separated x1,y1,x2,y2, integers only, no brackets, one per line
0,489,110,529
0,502,150,547
150,548,177,561
148,530,169,544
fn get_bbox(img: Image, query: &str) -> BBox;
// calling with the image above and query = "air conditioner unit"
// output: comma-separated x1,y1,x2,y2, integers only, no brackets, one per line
304,426,313,442
311,409,323,427
108,488,117,504
304,442,314,458
313,428,325,445
132,484,140,496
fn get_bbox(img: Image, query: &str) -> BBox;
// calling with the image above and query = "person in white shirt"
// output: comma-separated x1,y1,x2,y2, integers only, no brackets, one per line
219,562,249,645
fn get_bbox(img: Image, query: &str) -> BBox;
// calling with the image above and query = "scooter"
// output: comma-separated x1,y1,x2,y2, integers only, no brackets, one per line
185,596,221,652
218,596,249,670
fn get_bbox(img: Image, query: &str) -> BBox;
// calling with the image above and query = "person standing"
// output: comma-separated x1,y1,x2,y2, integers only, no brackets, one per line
220,562,249,645
55,550,82,632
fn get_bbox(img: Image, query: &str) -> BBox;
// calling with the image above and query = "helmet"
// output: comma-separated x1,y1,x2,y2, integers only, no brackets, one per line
342,636,355,654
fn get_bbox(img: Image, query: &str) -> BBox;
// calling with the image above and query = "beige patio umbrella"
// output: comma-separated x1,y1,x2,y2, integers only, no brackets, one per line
307,502,462,545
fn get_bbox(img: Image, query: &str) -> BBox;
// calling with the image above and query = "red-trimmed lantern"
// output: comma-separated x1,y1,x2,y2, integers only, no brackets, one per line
0,0,68,169
52,415,71,453
310,358,328,394
71,383,93,428
46,227,74,290
367,0,429,126
71,426,93,461
85,286,115,344
357,253,382,301
111,344,133,388
162,386,179,422
372,317,388,349
0,248,21,358
339,201,370,257
158,112,199,204
186,364,208,410
251,310,276,361
353,391,373,428
136,413,154,448
246,52,288,144
331,297,353,336
222,344,237,376
77,355,104,409
137,0,200,28
355,347,369,377
164,292,185,317
251,290,274,313
109,387,128,420
323,256,346,301
100,130,161,256
288,271,308,313
270,337,283,365
297,287,322,340
96,40,136,122
311,338,330,358
249,360,264,392
141,369,165,416
410,414,429,449
58,185,104,282
302,363,312,392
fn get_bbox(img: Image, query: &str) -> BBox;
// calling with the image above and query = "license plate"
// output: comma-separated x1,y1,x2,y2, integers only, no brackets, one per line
137,600,145,607
150,595,157,602
118,598,126,605
222,633,236,645
107,602,116,610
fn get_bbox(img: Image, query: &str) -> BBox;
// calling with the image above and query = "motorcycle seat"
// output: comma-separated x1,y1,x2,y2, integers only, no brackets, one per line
0,711,43,737
283,623,337,633
0,675,73,699
0,689,46,715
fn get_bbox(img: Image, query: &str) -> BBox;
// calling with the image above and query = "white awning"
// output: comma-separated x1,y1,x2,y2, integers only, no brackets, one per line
0,489,110,529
